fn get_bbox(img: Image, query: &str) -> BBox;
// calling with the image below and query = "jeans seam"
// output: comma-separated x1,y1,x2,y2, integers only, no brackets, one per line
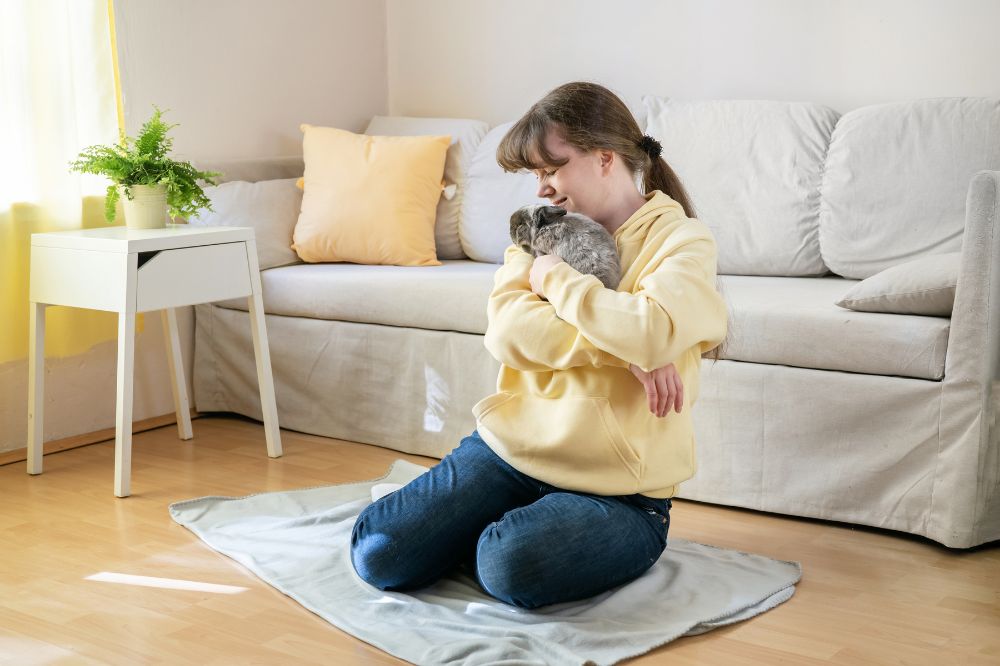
474,529,497,599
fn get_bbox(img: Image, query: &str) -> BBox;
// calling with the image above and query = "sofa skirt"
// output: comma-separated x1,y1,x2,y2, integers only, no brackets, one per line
193,303,999,548
193,303,500,459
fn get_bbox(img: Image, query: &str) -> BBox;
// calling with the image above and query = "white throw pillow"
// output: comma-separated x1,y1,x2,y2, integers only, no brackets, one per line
364,115,490,260
460,121,549,263
188,178,302,270
642,96,839,277
834,252,960,316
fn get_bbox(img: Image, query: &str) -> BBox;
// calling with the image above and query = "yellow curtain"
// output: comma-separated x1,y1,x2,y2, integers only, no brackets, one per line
0,0,142,366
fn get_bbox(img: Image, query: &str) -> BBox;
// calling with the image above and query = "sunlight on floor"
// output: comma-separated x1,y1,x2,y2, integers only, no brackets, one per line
84,572,248,594
0,636,77,664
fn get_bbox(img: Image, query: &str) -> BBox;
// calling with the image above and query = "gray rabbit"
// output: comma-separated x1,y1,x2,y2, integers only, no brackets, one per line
509,204,622,290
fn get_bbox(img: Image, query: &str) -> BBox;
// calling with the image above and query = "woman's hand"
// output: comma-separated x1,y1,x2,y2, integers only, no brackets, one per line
629,362,684,417
528,254,564,298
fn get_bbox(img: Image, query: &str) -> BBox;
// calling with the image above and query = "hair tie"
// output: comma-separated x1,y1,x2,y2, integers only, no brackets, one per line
638,134,662,159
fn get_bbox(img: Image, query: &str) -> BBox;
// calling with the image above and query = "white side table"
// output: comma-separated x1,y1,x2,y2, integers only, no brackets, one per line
27,225,282,497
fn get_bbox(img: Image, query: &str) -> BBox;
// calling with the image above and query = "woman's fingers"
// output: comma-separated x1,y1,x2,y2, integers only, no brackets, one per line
644,377,658,415
631,365,658,415
664,369,681,414
633,363,686,417
654,370,670,417
674,374,684,413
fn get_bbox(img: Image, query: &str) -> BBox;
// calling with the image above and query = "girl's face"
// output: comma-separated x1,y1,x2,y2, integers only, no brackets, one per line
530,130,608,219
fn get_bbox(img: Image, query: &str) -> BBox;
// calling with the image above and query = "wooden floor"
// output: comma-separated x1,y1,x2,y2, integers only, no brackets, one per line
2,415,998,665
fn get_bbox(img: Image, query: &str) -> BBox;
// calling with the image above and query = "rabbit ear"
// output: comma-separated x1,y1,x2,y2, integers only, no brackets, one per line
509,209,532,248
536,205,568,226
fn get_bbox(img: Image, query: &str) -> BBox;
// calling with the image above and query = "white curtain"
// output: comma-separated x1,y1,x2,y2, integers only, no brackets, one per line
0,0,122,364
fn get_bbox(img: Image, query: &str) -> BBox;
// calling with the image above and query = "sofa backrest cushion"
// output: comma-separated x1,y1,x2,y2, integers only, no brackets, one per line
819,97,1000,279
365,115,489,260
460,121,549,263
643,96,839,277
188,178,302,271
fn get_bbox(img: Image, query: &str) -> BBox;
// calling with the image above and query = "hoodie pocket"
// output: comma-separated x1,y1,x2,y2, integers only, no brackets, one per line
471,391,516,422
593,396,643,479
472,392,643,483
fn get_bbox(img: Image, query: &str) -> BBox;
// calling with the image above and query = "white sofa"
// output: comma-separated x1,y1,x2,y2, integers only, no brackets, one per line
190,96,1000,549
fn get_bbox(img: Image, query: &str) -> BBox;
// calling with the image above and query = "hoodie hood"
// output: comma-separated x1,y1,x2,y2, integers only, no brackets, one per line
612,190,686,246
612,190,692,285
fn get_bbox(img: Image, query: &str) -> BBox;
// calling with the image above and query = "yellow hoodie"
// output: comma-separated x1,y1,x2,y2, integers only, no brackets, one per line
473,190,728,498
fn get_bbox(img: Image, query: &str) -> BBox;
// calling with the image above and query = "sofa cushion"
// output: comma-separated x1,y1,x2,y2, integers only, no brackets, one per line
365,116,490,261
642,96,839,277
719,275,949,380
216,260,498,334
215,264,949,381
292,125,449,266
834,252,959,316
820,97,1000,279
460,121,549,263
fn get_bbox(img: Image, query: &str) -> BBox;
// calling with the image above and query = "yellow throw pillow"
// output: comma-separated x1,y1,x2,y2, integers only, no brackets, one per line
291,125,450,266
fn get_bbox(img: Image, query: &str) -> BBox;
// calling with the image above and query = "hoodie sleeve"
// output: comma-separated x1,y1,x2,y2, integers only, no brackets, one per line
484,245,631,372
540,234,728,372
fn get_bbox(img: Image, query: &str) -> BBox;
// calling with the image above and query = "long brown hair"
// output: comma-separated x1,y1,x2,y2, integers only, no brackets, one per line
496,81,726,363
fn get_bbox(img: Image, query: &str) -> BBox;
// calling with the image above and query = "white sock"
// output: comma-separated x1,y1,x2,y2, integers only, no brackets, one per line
371,482,404,502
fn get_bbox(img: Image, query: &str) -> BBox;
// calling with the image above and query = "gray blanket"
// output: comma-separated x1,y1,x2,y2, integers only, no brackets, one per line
169,459,802,665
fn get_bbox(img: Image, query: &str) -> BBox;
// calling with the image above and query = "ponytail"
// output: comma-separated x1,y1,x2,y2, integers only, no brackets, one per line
637,136,726,363
644,153,698,220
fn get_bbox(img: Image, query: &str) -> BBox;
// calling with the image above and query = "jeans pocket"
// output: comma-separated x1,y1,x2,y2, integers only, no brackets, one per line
628,494,670,515
619,494,670,540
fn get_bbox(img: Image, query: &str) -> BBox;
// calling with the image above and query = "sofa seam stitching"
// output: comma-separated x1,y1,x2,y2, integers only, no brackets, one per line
815,111,839,276
843,285,956,302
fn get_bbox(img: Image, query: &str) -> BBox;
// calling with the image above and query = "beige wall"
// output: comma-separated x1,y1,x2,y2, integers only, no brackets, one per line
385,0,1000,124
115,0,388,161
0,307,196,454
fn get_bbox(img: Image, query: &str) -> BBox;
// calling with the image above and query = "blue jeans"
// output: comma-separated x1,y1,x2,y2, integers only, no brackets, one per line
350,429,672,609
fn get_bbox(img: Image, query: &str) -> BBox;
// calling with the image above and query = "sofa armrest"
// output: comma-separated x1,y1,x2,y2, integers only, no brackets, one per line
947,170,1000,387
934,170,1000,547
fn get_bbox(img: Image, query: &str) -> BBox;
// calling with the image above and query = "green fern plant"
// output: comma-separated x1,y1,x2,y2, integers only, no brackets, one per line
69,106,222,222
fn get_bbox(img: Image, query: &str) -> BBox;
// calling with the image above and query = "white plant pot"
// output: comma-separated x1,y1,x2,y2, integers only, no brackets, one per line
119,184,168,229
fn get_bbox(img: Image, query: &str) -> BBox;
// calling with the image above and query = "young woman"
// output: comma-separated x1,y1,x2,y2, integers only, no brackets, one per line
351,81,728,610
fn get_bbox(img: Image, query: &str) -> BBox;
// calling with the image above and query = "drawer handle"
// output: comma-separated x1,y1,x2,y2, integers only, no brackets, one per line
137,250,160,268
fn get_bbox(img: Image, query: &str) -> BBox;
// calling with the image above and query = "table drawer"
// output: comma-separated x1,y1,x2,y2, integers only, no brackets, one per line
30,245,127,311
136,242,252,312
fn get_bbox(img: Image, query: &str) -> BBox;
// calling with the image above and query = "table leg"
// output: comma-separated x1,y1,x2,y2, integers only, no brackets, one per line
114,308,136,497
244,239,282,458
27,301,45,475
161,308,193,440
